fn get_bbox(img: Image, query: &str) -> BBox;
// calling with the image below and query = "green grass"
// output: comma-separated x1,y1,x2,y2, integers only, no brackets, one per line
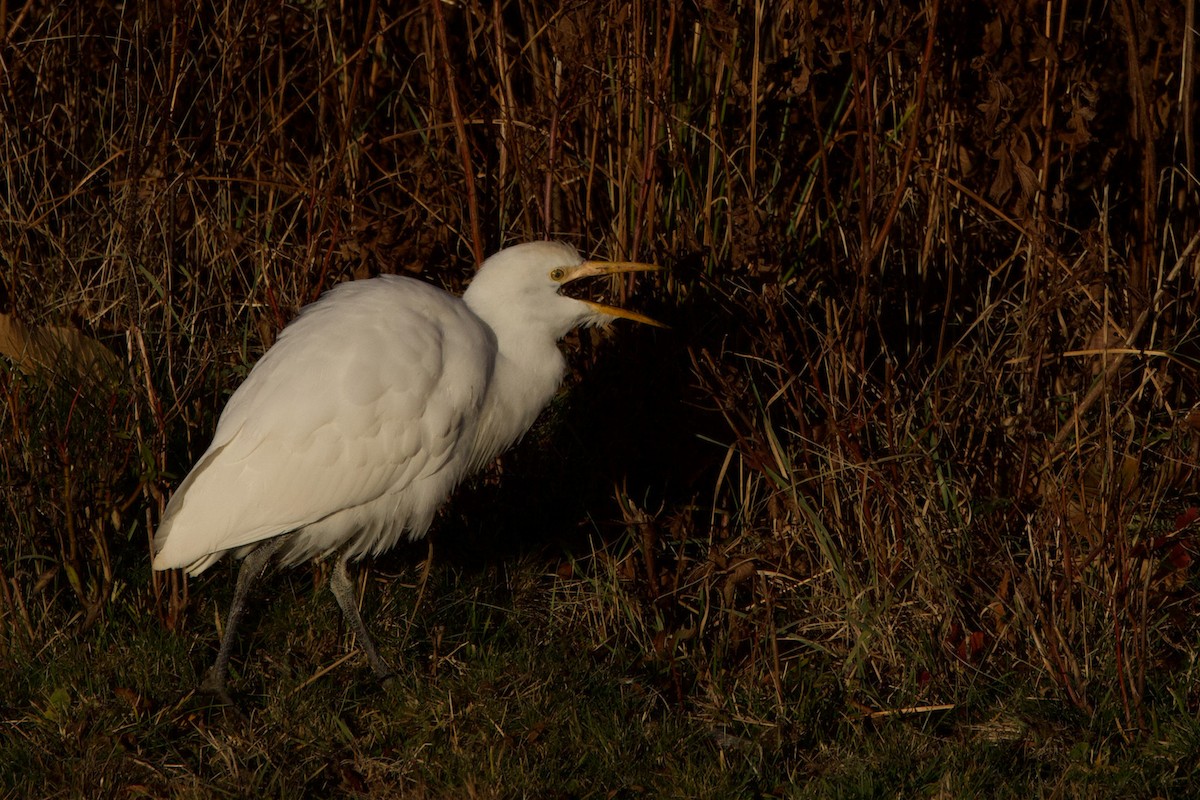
1,552,767,797
4,545,1200,798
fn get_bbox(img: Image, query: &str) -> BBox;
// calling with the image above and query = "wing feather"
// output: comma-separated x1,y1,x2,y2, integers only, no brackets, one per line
152,275,495,573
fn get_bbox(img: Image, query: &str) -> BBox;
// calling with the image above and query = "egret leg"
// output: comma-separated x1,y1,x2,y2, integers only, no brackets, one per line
200,536,288,706
329,552,394,682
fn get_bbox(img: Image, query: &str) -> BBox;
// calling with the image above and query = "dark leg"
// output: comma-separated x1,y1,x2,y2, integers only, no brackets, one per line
200,536,288,706
329,551,394,681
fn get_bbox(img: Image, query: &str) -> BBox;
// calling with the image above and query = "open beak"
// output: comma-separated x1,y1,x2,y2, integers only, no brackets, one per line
565,260,667,328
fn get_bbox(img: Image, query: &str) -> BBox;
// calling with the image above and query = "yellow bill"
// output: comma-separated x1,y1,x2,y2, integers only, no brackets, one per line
563,260,667,328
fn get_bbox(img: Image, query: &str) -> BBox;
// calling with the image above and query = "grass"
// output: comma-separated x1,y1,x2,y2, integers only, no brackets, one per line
4,0,1200,795
2,549,789,797
5,543,1200,797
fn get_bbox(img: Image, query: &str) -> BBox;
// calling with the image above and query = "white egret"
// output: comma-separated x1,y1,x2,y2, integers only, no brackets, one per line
152,240,661,703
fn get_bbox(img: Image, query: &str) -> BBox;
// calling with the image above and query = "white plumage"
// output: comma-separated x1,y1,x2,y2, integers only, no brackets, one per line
153,240,659,703
153,276,495,574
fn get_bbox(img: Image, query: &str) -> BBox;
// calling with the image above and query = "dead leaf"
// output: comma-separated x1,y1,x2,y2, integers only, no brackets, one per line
0,312,120,383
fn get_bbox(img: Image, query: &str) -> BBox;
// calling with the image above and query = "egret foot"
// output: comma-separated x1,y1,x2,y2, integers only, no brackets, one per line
329,551,394,680
199,536,289,709
199,667,239,710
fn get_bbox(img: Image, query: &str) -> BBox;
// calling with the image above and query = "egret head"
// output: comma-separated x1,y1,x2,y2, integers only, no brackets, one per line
463,241,662,339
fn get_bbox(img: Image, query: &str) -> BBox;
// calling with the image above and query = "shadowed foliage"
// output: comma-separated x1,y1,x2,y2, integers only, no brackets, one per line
3,0,1200,795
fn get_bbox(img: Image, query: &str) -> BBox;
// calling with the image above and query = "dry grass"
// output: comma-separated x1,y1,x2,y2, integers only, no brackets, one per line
3,0,1200,793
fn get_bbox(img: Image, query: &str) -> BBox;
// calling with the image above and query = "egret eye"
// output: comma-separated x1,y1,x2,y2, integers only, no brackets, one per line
549,267,566,281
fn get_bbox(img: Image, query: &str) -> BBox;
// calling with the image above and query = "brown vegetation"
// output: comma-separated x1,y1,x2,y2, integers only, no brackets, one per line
2,0,1198,739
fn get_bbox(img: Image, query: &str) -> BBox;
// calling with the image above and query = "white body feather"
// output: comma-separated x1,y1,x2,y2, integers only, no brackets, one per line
152,241,600,576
